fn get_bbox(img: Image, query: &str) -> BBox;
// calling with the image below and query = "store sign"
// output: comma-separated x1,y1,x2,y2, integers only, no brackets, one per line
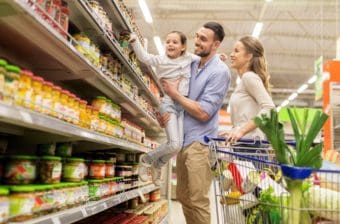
314,56,323,101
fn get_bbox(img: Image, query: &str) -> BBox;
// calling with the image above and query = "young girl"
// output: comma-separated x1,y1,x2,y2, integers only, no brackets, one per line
129,31,198,186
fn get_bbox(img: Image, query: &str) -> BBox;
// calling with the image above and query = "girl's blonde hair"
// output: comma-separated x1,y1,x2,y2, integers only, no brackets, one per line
239,36,272,93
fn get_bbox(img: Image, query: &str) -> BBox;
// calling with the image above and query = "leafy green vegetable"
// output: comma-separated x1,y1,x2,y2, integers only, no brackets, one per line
254,108,328,224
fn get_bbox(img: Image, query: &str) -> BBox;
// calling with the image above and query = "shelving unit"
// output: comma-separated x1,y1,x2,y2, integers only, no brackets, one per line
0,0,168,223
0,103,150,152
10,184,159,224
0,0,162,135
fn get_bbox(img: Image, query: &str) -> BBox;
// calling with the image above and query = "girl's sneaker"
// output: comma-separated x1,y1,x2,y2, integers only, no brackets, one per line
152,166,163,186
139,155,151,182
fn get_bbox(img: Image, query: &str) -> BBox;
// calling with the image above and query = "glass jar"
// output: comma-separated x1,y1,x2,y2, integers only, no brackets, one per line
90,108,100,131
4,64,21,105
9,186,35,222
105,160,115,178
31,76,44,112
86,105,93,129
0,188,9,224
79,100,89,128
4,155,37,184
88,179,102,201
41,81,53,115
16,70,33,107
0,59,7,102
56,89,68,120
53,183,66,210
89,160,105,179
60,3,70,33
91,96,107,116
56,142,72,157
150,189,161,202
73,97,80,125
62,158,85,182
65,92,74,123
39,156,62,184
51,85,61,118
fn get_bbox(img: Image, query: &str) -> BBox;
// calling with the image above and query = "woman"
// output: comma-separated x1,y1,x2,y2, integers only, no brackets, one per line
223,36,275,149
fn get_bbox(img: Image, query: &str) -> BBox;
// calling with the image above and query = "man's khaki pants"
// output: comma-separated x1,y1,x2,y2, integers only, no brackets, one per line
176,141,213,224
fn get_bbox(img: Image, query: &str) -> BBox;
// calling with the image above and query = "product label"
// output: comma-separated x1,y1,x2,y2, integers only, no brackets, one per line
0,74,4,94
52,163,62,179
5,161,36,182
0,200,9,223
34,94,43,111
63,163,85,179
90,164,105,178
42,98,52,114
10,196,34,216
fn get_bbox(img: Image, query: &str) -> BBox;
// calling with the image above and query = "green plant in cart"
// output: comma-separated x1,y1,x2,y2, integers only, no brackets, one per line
254,108,328,224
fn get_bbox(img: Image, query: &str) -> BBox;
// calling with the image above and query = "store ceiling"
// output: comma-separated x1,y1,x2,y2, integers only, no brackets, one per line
124,0,340,108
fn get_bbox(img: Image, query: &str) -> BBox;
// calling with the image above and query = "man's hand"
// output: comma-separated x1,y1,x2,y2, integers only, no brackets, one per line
155,111,170,128
162,78,181,100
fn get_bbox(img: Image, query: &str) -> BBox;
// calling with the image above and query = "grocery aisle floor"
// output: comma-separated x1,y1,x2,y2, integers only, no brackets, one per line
169,183,221,224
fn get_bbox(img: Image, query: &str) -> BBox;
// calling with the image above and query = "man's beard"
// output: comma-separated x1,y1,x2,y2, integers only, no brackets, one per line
195,50,210,57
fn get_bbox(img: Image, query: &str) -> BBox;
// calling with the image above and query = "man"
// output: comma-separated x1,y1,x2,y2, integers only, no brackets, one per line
161,22,231,224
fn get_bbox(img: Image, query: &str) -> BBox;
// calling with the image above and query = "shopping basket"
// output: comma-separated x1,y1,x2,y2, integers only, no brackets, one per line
204,136,340,224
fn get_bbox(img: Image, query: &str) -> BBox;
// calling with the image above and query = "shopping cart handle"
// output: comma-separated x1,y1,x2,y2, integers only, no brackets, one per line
204,136,296,146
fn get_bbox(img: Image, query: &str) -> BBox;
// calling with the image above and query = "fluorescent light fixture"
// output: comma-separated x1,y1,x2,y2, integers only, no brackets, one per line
288,93,298,101
297,84,308,93
138,0,153,23
281,100,290,107
276,106,281,112
307,75,317,84
153,36,165,55
252,22,263,38
265,0,273,2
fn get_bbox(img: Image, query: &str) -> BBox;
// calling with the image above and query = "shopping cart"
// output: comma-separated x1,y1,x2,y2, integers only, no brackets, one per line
204,136,340,224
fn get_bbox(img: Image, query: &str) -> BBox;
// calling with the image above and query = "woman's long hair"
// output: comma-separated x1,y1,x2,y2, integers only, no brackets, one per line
239,36,272,93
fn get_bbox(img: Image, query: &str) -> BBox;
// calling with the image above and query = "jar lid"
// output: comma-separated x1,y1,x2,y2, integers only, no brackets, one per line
80,100,87,104
65,158,84,162
52,85,62,91
32,76,44,82
44,81,54,87
41,156,62,161
0,187,9,195
96,96,106,100
9,155,38,160
70,93,76,98
10,185,35,192
61,90,69,95
105,160,114,163
0,59,7,67
91,160,105,163
21,70,34,77
88,179,103,183
86,105,93,110
6,65,21,73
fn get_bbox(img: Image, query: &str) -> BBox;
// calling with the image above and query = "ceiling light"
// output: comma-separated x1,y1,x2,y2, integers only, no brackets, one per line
265,0,273,2
153,36,165,55
307,75,317,84
281,100,290,107
288,93,298,101
252,22,263,38
297,84,308,93
138,0,153,23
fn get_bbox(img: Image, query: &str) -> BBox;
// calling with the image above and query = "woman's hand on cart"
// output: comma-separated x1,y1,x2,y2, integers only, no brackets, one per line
218,130,244,145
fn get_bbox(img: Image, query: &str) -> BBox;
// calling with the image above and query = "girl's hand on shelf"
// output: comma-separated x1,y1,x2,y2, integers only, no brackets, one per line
129,33,137,43
155,111,170,128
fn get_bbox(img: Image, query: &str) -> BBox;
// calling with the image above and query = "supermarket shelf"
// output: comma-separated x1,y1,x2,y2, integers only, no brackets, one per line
97,0,164,95
10,184,159,224
0,103,151,153
68,0,160,106
0,0,161,133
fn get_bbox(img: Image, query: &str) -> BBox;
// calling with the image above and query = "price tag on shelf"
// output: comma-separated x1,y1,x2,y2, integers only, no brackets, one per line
106,198,120,208
85,203,107,216
119,193,128,202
